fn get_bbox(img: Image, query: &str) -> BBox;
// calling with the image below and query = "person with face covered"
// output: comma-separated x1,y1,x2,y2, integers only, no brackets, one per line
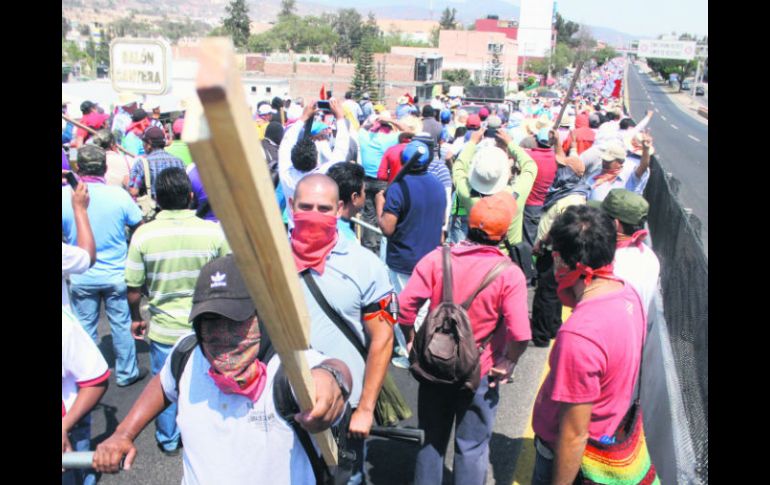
530,205,648,485
278,98,350,204
93,255,352,484
585,135,652,202
289,174,395,484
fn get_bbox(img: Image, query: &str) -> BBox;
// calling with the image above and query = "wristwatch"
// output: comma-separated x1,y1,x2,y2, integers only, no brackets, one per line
313,363,351,401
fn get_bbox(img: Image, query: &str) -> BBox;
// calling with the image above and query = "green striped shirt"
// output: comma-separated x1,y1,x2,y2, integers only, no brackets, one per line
125,210,231,345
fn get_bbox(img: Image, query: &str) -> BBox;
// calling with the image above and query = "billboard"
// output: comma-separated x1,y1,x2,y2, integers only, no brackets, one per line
110,38,172,95
518,0,554,58
636,40,696,61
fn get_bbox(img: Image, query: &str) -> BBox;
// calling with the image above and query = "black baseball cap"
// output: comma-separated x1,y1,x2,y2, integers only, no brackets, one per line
132,109,148,122
189,255,256,323
80,100,96,114
142,126,166,144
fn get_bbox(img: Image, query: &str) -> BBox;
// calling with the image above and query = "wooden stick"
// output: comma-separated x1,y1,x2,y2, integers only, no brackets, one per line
350,217,383,236
552,59,585,131
182,38,338,467
62,114,137,158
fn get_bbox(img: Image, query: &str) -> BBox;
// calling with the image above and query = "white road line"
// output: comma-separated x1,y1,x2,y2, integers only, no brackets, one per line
671,124,679,130
655,108,660,113
661,116,667,121
688,135,700,142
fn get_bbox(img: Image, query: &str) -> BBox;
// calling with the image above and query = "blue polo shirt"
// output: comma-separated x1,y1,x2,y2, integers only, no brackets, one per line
62,183,143,286
586,164,649,202
383,172,447,274
298,235,393,407
337,218,358,242
358,131,399,178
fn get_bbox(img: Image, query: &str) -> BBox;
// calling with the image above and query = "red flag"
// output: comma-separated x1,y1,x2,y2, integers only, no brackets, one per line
611,79,622,99
319,85,327,100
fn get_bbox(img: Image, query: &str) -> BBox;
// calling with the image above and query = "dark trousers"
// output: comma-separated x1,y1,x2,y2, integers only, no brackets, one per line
414,377,499,485
522,205,544,283
531,250,563,346
362,177,388,255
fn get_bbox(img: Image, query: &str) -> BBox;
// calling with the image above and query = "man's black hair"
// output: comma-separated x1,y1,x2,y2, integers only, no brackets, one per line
619,118,636,130
291,137,318,173
398,132,414,144
327,162,365,204
606,111,620,121
345,91,353,100
588,116,600,129
619,218,647,236
454,126,468,139
91,129,115,150
550,205,616,270
422,105,435,118
156,167,193,210
466,227,501,246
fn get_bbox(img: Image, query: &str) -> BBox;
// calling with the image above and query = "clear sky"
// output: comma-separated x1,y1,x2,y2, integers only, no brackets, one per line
529,0,708,38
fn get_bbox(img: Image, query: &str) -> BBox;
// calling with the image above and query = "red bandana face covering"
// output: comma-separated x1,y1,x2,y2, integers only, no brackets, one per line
201,317,267,402
291,211,339,275
616,230,649,251
553,252,621,308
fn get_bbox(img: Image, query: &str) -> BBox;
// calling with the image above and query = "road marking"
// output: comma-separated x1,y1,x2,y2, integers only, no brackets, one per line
655,108,660,113
688,135,700,142
670,124,678,130
660,116,667,121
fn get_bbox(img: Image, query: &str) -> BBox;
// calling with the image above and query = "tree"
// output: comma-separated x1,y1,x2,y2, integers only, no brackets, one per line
593,45,618,66
645,57,698,91
430,26,440,47
222,0,251,48
79,24,91,36
279,0,297,18
439,7,457,30
554,13,580,46
329,9,364,61
443,69,475,88
351,36,377,102
62,16,70,39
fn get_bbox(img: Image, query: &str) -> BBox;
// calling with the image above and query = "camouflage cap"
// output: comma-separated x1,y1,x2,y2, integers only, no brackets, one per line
588,188,649,225
76,145,107,174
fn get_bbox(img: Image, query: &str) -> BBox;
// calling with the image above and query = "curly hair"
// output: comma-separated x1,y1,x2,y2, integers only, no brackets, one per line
291,137,318,173
550,205,616,270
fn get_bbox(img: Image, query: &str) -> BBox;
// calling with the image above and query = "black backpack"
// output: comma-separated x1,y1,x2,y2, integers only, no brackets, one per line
409,245,512,393
169,321,355,485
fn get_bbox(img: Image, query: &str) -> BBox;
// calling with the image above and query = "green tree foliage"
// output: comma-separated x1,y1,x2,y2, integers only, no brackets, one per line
555,13,580,46
593,45,618,66
97,29,111,66
351,36,377,102
439,8,458,30
223,0,251,48
645,57,698,91
443,68,475,88
107,16,209,43
329,9,364,61
369,31,432,53
79,24,91,36
279,0,297,18
430,26,440,47
247,15,338,55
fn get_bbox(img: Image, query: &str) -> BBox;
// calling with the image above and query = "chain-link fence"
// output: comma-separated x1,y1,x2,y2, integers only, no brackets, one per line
643,155,708,483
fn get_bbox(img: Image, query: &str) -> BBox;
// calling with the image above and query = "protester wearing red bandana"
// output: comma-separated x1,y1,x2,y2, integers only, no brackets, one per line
290,173,396,483
531,205,648,485
93,255,352,484
589,188,660,315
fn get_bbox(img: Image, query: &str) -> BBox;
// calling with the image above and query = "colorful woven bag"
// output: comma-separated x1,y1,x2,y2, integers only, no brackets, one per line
577,287,659,485
577,401,659,484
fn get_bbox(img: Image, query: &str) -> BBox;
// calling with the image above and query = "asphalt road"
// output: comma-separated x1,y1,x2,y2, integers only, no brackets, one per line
87,291,550,485
627,66,708,254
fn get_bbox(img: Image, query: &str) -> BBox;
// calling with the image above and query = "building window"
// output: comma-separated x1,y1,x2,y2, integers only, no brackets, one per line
251,86,257,93
488,43,503,54
266,86,272,93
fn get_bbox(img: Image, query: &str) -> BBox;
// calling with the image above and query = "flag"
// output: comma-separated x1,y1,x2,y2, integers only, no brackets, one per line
319,85,327,100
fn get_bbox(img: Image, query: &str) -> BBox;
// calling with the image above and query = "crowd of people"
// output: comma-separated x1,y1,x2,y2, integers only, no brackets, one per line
62,56,662,485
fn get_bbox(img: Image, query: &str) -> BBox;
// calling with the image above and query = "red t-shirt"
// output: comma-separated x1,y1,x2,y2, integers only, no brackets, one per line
524,147,558,206
377,143,407,183
532,283,647,448
76,112,110,140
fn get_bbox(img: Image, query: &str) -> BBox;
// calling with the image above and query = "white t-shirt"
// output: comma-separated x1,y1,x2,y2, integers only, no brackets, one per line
159,337,327,485
62,308,110,417
62,243,91,310
614,245,660,315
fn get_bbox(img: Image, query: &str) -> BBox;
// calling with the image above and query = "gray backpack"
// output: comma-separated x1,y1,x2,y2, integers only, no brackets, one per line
409,245,512,392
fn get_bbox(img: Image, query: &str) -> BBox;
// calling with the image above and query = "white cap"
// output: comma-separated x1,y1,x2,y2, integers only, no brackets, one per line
257,104,273,115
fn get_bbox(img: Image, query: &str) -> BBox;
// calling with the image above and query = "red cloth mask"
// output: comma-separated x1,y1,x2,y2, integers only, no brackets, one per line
125,118,150,136
291,211,339,275
592,165,622,188
616,229,649,251
202,318,267,402
553,253,621,308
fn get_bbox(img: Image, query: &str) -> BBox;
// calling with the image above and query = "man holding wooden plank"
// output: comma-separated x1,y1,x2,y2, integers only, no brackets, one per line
93,255,353,484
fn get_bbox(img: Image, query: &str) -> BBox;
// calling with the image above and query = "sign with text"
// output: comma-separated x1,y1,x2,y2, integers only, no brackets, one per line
636,40,696,61
110,38,172,95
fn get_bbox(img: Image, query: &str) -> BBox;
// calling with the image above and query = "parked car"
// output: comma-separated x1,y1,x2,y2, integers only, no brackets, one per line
695,85,705,96
681,80,692,90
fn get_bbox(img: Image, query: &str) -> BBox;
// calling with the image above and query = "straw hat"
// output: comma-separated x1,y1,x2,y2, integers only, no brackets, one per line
624,132,655,156
525,114,552,136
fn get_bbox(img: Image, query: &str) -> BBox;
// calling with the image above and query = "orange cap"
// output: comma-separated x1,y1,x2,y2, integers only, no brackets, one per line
469,192,517,241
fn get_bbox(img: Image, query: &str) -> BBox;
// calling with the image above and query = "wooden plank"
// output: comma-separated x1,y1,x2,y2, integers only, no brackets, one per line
552,59,585,130
183,37,338,466
62,114,137,157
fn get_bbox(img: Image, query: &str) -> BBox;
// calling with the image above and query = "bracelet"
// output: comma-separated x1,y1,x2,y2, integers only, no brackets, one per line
312,363,351,401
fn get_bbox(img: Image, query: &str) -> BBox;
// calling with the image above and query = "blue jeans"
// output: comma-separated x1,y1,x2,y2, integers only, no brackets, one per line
62,414,95,485
531,440,554,485
448,214,469,244
414,377,499,485
70,281,139,386
150,341,181,451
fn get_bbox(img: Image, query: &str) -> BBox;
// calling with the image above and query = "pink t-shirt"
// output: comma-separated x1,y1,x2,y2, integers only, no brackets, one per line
532,282,646,448
398,243,532,377
524,147,558,206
